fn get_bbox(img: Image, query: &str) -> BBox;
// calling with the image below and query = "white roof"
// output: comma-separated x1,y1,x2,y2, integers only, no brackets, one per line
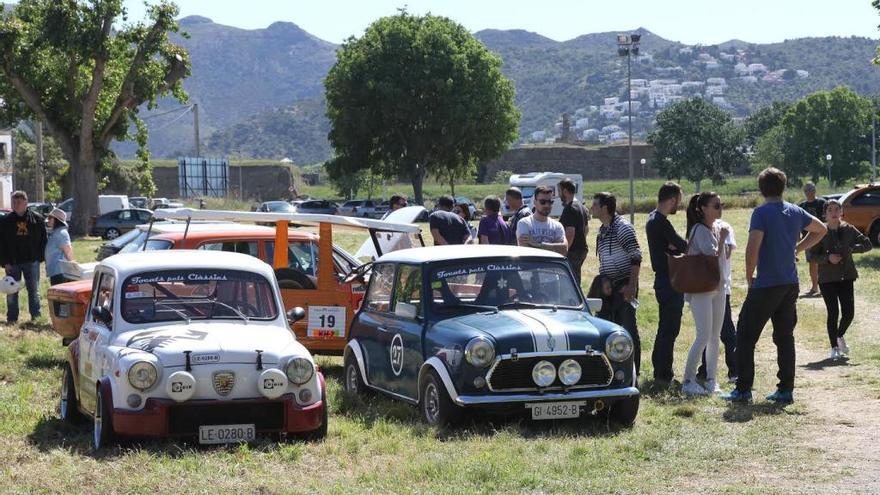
377,244,565,264
136,222,260,234
154,208,421,234
99,250,276,280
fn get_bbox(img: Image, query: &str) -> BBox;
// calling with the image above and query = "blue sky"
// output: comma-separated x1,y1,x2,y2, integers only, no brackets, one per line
116,0,880,44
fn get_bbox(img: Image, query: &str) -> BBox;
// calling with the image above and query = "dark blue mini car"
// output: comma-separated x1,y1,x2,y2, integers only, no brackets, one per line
343,245,639,427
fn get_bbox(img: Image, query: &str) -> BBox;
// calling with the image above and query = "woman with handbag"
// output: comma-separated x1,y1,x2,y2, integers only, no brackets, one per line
809,199,872,360
681,192,730,396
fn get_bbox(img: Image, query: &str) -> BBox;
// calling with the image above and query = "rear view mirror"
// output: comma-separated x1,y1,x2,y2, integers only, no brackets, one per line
586,298,603,314
287,307,306,323
91,306,112,325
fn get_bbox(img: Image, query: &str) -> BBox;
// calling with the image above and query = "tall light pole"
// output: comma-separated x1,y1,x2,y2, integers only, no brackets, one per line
617,33,640,224
872,110,877,183
826,153,832,186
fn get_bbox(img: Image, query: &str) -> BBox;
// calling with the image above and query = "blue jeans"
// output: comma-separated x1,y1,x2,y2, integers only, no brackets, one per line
7,262,41,322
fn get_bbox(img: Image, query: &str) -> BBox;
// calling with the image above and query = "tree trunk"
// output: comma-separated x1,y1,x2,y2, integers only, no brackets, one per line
411,163,427,205
69,152,99,236
449,173,456,198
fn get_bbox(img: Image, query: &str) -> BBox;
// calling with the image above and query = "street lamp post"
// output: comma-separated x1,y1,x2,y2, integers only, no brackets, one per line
617,33,640,224
826,153,832,186
640,158,647,178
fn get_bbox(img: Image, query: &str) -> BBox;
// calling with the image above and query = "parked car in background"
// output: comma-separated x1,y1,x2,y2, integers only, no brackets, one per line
58,198,74,223
839,183,880,246
258,201,297,213
344,245,639,427
95,228,144,261
98,195,129,214
150,198,184,209
89,208,153,239
57,250,327,449
339,199,378,218
291,200,339,215
28,202,54,216
129,196,149,209
454,196,480,220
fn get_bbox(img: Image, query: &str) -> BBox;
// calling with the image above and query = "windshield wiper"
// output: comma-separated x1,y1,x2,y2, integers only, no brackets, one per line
496,301,555,310
153,300,192,324
436,303,498,313
206,298,250,323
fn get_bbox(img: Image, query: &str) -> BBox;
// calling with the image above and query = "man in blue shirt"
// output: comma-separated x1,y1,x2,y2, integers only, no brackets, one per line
724,168,826,404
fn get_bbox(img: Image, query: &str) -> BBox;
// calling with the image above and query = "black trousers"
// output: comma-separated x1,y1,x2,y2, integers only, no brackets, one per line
734,284,799,392
819,279,855,349
608,282,641,375
651,274,684,382
566,249,587,288
699,294,737,380
49,274,69,286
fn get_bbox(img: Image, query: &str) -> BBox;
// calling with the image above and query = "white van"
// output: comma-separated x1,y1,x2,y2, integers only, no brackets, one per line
98,195,130,214
502,172,583,218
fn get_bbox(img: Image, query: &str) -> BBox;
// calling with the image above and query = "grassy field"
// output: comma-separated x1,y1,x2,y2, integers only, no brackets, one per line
1,208,879,494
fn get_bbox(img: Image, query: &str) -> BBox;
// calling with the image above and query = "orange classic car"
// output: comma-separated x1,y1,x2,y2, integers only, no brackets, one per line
839,183,880,247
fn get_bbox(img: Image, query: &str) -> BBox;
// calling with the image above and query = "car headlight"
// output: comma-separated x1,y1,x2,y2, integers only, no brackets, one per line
286,357,314,385
557,358,582,386
531,360,556,387
128,361,158,391
464,337,495,368
606,332,634,362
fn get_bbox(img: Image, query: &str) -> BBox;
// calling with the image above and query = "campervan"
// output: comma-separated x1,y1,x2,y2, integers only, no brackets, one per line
502,172,583,218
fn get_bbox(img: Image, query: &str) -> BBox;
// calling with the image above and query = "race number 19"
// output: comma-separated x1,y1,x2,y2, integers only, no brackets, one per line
307,306,346,338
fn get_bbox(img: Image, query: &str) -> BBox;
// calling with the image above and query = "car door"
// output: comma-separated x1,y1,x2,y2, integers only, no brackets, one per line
845,188,880,235
354,263,397,391
78,270,116,414
386,264,425,399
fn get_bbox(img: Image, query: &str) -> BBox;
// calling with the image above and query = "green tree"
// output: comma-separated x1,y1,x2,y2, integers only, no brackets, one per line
779,87,871,185
751,124,786,172
743,101,791,147
0,0,190,233
647,97,745,191
13,128,68,201
324,12,520,205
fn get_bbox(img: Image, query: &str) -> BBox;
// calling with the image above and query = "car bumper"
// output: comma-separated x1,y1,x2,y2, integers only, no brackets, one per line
453,386,639,407
112,394,325,438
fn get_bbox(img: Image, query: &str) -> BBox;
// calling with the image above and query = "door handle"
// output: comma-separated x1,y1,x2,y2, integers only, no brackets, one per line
377,326,391,333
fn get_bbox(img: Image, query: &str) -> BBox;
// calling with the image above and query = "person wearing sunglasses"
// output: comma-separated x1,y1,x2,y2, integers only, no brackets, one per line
680,192,730,396
515,185,567,255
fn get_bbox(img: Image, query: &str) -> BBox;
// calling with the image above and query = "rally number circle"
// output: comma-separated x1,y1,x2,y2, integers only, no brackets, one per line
390,334,404,376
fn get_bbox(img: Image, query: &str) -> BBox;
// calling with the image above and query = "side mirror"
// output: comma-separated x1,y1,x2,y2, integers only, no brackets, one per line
586,298,603,314
287,306,306,323
91,306,112,325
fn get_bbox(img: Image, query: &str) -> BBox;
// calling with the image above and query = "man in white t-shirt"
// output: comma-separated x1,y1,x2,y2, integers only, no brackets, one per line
516,185,568,255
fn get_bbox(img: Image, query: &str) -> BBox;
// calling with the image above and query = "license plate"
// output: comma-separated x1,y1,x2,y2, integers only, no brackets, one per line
198,424,256,444
526,401,585,420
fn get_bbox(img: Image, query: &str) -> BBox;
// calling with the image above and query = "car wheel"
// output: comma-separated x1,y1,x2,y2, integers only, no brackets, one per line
870,221,880,248
607,395,639,427
343,352,367,396
104,228,120,240
419,369,460,427
93,385,115,450
60,363,83,423
275,268,317,290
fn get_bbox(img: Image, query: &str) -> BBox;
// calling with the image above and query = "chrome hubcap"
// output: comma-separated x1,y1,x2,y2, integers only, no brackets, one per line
60,370,69,418
424,383,439,424
94,391,102,447
346,364,358,392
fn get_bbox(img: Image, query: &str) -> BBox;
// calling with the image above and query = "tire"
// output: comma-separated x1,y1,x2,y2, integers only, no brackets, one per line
104,228,120,240
419,369,460,427
870,222,880,248
60,363,83,423
93,385,116,450
607,395,640,427
343,352,367,396
275,268,317,290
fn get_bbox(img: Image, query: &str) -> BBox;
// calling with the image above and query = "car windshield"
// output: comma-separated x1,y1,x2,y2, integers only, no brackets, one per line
266,202,295,212
121,269,278,324
108,228,142,248
519,187,535,199
430,261,582,312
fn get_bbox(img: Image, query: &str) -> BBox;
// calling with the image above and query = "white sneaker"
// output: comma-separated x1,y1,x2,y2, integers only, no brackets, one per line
829,348,841,360
682,380,709,397
837,337,850,355
704,380,722,394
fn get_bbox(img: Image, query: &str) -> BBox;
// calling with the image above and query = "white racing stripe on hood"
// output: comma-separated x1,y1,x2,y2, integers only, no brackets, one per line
504,310,569,353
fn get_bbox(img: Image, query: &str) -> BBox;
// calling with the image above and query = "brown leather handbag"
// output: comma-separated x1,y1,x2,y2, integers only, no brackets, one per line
667,225,720,293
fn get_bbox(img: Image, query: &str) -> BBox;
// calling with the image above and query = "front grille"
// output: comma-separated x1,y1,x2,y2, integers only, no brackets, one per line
487,354,612,392
168,401,284,435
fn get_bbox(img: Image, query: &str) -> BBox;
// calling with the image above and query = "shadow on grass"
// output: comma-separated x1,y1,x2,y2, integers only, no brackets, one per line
722,401,804,423
25,354,65,370
801,357,851,370
326,374,629,441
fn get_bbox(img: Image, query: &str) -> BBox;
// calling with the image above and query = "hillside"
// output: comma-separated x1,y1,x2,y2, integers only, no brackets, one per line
111,17,880,162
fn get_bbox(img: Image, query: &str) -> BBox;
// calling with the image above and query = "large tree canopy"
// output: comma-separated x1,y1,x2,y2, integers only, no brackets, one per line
0,0,190,233
647,97,745,191
324,12,520,204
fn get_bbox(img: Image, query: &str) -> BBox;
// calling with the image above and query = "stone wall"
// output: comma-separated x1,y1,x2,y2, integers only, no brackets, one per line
153,165,295,201
482,144,657,182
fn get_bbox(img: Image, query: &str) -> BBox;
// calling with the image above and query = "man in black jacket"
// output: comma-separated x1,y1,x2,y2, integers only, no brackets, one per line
645,182,688,386
0,191,48,323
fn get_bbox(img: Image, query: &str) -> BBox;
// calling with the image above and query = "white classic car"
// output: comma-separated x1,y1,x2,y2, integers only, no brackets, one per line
58,250,327,449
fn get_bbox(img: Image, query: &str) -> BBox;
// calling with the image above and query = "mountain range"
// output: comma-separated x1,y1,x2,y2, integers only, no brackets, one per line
115,16,880,164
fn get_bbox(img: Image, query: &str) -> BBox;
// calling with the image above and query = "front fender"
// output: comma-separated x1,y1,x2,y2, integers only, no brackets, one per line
417,357,459,404
344,339,370,387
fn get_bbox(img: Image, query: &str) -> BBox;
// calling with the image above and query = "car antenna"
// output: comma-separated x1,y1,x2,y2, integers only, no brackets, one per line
142,216,156,251
182,215,192,241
